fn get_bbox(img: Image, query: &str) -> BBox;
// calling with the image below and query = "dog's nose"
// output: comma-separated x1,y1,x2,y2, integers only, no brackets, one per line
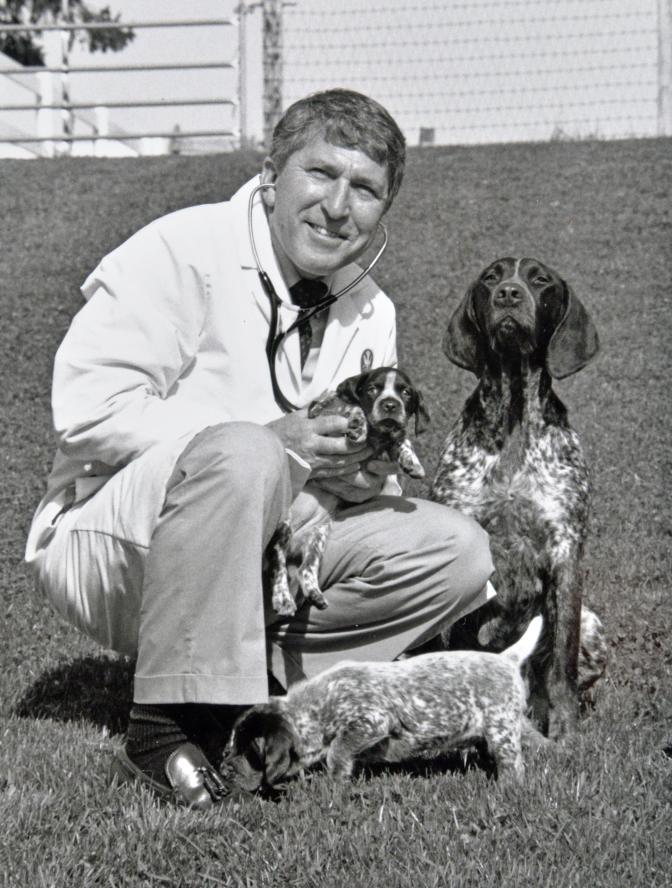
493,283,524,306
380,397,401,414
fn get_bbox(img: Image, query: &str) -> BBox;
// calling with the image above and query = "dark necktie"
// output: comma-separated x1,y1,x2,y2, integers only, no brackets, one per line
289,278,329,368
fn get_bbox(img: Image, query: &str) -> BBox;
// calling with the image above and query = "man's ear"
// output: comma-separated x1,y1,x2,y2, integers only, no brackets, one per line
260,158,277,209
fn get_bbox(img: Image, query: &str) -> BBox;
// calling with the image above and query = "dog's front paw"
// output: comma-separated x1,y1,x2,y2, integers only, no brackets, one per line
345,406,368,445
390,438,425,479
547,700,578,741
299,568,329,609
271,575,297,617
299,563,329,610
578,606,607,696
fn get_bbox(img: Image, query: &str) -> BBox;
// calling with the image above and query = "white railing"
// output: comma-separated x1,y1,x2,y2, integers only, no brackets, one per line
0,12,239,157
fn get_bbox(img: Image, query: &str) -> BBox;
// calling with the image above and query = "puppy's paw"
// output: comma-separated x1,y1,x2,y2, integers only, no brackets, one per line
345,406,368,445
392,438,425,479
299,570,329,609
272,595,297,618
271,576,297,617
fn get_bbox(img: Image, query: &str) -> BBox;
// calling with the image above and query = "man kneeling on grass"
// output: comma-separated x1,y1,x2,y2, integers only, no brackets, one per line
25,88,495,809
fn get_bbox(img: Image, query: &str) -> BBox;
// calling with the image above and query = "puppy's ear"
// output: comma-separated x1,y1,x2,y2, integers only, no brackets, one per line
547,283,599,379
230,705,297,789
336,373,366,404
263,719,298,786
411,390,431,435
443,285,485,375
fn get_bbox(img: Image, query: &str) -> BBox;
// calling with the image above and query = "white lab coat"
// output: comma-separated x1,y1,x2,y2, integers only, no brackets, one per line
26,175,397,564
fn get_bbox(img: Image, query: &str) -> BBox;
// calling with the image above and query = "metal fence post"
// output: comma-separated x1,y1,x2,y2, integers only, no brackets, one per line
237,2,262,149
59,0,73,155
262,0,282,149
36,71,56,157
237,3,247,147
658,0,672,135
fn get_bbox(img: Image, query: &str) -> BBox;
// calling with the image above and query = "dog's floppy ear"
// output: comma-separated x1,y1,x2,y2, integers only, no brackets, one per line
443,285,485,375
411,389,431,435
336,373,366,404
230,705,297,789
262,717,298,786
546,283,599,379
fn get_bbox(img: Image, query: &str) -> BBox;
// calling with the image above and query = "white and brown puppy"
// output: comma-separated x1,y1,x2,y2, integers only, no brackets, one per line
228,615,543,792
269,367,429,616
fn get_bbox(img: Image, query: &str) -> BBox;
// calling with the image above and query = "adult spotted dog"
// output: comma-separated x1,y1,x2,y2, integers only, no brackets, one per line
431,257,606,739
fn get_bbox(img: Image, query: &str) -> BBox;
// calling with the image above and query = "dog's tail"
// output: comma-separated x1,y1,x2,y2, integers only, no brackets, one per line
502,615,543,667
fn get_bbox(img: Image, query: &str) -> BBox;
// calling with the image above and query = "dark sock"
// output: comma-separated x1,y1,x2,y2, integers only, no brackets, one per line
125,703,247,786
125,703,190,787
193,704,249,765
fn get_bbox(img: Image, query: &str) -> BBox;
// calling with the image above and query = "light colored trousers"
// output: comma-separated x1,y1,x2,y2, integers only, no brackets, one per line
34,423,494,705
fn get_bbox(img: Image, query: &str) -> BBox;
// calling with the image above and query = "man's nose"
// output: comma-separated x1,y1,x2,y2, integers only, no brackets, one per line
321,179,350,219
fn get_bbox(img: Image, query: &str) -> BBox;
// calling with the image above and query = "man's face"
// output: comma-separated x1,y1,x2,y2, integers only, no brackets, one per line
260,132,390,281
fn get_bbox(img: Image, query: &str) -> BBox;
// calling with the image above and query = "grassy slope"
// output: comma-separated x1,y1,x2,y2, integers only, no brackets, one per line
0,138,671,886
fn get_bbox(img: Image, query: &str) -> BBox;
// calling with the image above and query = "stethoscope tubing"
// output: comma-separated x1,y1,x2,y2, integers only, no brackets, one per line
247,181,388,412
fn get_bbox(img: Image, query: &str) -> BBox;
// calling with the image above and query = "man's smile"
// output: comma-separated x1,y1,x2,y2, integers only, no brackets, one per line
306,221,348,241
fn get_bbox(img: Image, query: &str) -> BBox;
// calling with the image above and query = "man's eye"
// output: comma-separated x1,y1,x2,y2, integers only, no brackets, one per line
355,183,377,199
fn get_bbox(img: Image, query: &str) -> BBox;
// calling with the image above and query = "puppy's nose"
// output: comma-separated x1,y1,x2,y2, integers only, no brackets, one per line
493,283,524,307
380,397,401,414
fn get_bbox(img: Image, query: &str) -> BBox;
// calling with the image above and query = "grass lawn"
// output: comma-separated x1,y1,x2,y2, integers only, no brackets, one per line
1,137,671,886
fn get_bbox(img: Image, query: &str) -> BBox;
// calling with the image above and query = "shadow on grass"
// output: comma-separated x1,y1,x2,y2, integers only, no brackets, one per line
13,656,134,736
256,746,497,803
360,744,496,782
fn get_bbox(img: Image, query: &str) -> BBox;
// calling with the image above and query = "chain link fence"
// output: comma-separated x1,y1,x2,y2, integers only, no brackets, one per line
281,0,669,146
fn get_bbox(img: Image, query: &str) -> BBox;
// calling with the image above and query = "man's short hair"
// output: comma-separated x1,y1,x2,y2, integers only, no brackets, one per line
270,89,406,208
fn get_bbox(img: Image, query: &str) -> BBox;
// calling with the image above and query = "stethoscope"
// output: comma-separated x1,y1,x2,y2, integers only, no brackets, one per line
248,182,388,412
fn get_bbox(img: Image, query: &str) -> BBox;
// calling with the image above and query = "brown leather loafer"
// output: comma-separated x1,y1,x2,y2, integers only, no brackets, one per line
110,742,232,810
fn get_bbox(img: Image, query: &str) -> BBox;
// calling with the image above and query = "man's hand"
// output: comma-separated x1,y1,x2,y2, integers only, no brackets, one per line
267,409,371,478
311,459,399,504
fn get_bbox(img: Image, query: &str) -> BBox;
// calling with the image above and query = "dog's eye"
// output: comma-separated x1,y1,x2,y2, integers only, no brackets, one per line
399,387,412,401
481,270,499,283
530,268,551,285
367,383,381,397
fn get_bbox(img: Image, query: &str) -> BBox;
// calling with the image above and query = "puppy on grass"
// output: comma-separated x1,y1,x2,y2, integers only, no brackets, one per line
228,615,544,793
268,367,429,617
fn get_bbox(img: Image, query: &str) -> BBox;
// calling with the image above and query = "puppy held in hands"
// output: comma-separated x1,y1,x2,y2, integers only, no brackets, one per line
269,367,430,617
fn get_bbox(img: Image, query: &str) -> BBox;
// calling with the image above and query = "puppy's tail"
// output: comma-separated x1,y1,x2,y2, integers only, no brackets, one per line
502,615,543,667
